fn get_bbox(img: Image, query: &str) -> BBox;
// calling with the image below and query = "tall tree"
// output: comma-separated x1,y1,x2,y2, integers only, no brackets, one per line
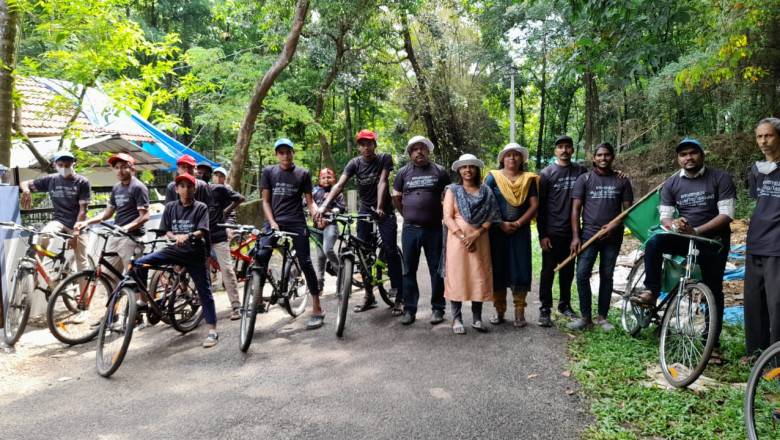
228,0,309,186
0,0,17,167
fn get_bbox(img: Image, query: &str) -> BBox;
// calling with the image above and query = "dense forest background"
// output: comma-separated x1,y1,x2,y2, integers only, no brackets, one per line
1,0,778,204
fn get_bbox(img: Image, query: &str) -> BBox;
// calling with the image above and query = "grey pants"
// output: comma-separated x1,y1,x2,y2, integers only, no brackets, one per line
314,223,340,293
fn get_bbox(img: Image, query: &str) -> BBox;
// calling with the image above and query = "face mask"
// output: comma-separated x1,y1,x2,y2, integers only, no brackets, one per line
56,166,74,177
757,160,778,175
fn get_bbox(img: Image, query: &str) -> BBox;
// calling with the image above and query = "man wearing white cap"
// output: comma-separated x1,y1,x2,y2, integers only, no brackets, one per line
19,150,92,273
392,136,451,325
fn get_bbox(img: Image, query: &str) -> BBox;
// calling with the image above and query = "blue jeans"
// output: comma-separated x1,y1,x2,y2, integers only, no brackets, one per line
256,223,320,297
401,223,445,314
357,213,402,301
575,240,621,319
134,247,217,325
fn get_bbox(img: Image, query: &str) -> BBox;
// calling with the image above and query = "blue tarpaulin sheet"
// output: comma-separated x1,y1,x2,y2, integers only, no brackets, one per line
131,114,220,172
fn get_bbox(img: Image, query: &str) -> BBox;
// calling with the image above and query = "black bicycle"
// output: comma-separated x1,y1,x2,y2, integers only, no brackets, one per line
621,226,722,388
95,223,204,377
745,340,780,439
233,225,309,352
328,212,403,337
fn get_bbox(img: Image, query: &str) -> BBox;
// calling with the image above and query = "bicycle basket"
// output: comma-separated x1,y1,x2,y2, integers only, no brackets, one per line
661,255,702,292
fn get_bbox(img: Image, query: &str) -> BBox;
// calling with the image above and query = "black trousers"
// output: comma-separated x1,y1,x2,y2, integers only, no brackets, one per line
744,254,780,355
538,235,576,313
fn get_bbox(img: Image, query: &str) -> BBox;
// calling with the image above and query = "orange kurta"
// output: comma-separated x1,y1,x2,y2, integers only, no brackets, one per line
443,208,494,303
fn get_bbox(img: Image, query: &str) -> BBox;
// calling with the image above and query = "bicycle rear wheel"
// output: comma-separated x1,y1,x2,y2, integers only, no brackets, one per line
167,269,204,333
659,282,717,388
621,257,645,336
377,246,403,306
96,287,137,377
335,258,353,337
239,269,263,352
282,258,309,317
745,342,780,440
47,270,111,345
4,271,34,346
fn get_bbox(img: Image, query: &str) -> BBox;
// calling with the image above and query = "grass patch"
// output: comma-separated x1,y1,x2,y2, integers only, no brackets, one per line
530,225,751,439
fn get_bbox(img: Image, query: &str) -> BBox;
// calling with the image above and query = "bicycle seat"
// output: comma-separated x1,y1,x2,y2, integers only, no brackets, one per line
150,228,167,237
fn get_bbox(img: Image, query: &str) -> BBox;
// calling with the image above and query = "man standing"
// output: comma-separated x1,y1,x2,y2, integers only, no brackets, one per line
74,153,150,286
743,118,780,364
392,136,451,325
632,139,735,353
568,143,633,330
19,150,91,274
203,165,246,320
314,130,403,315
536,135,586,327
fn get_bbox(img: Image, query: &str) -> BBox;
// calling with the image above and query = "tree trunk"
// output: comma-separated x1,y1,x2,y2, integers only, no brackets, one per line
344,89,352,157
0,1,18,167
401,12,439,151
535,24,547,170
583,71,600,162
519,89,526,147
312,24,348,172
14,106,53,173
228,0,309,186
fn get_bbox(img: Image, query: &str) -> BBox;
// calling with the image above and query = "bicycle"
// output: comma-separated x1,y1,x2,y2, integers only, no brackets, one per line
1,221,78,346
229,227,258,282
621,225,722,388
307,216,362,288
745,340,780,439
233,225,310,352
329,212,404,337
95,223,204,377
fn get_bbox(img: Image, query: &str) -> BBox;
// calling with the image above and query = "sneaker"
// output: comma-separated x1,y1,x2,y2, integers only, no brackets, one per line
560,308,580,320
72,310,90,324
537,311,553,327
596,319,615,331
203,330,219,348
136,299,149,309
566,318,592,330
230,307,241,321
430,309,445,325
401,311,416,325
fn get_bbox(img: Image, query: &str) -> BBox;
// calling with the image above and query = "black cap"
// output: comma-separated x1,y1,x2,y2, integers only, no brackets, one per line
555,135,573,145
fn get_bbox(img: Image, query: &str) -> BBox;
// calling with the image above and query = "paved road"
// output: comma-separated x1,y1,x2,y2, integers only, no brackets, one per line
0,258,592,439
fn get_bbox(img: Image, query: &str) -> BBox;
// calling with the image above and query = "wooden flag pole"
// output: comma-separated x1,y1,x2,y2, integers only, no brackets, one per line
553,180,666,273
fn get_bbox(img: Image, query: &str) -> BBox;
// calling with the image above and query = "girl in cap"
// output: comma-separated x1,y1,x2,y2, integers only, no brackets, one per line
485,143,539,328
441,154,501,333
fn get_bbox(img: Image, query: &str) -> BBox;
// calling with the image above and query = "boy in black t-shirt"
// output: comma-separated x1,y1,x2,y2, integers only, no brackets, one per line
258,138,323,330
134,173,219,347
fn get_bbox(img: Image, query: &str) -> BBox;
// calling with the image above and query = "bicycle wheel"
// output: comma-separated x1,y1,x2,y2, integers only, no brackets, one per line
96,286,137,377
47,270,111,345
239,269,263,352
148,270,175,324
745,342,780,440
659,282,717,388
167,269,204,333
621,257,645,337
335,258,353,337
4,271,34,346
377,246,403,306
282,258,309,317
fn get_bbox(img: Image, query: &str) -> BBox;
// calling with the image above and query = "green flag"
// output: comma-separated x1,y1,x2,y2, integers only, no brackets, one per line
623,185,662,244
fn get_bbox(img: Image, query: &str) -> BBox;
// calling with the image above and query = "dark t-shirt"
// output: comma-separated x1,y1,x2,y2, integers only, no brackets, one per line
538,162,588,239
260,164,313,226
209,183,243,243
31,174,92,229
312,186,346,213
343,153,394,213
746,163,780,256
661,168,736,239
110,177,149,236
161,200,210,261
572,171,634,241
393,162,451,227
165,178,218,236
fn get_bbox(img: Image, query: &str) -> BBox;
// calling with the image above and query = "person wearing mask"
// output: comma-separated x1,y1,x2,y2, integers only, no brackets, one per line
392,136,451,326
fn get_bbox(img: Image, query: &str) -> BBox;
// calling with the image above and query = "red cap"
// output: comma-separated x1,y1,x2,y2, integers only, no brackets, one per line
177,154,197,167
175,173,196,186
319,168,335,178
356,130,377,142
108,152,135,166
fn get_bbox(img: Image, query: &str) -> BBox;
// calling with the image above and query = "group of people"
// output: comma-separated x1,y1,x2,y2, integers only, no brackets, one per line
18,117,780,360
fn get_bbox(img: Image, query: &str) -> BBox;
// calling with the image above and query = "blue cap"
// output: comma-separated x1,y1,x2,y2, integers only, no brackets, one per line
676,138,703,152
274,138,294,151
53,150,75,162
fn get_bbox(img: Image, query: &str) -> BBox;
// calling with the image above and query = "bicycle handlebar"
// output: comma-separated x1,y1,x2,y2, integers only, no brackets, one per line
0,221,72,239
218,223,257,232
653,225,724,249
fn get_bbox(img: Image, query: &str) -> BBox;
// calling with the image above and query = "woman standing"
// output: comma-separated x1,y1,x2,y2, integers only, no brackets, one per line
441,154,501,334
485,143,539,328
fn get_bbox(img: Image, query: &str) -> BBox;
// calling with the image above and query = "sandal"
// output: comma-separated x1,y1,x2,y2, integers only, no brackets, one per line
353,297,378,313
514,317,528,328
452,320,466,334
390,302,404,317
472,320,488,332
741,355,759,366
708,350,727,366
630,291,656,308
489,314,505,325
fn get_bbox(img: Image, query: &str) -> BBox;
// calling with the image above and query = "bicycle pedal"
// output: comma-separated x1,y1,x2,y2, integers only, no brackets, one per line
257,303,267,314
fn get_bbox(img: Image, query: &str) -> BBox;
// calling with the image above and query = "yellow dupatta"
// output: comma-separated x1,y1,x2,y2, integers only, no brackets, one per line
486,169,539,207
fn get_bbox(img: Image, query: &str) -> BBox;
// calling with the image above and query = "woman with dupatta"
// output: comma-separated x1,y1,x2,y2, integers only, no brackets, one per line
485,143,539,328
441,154,501,334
